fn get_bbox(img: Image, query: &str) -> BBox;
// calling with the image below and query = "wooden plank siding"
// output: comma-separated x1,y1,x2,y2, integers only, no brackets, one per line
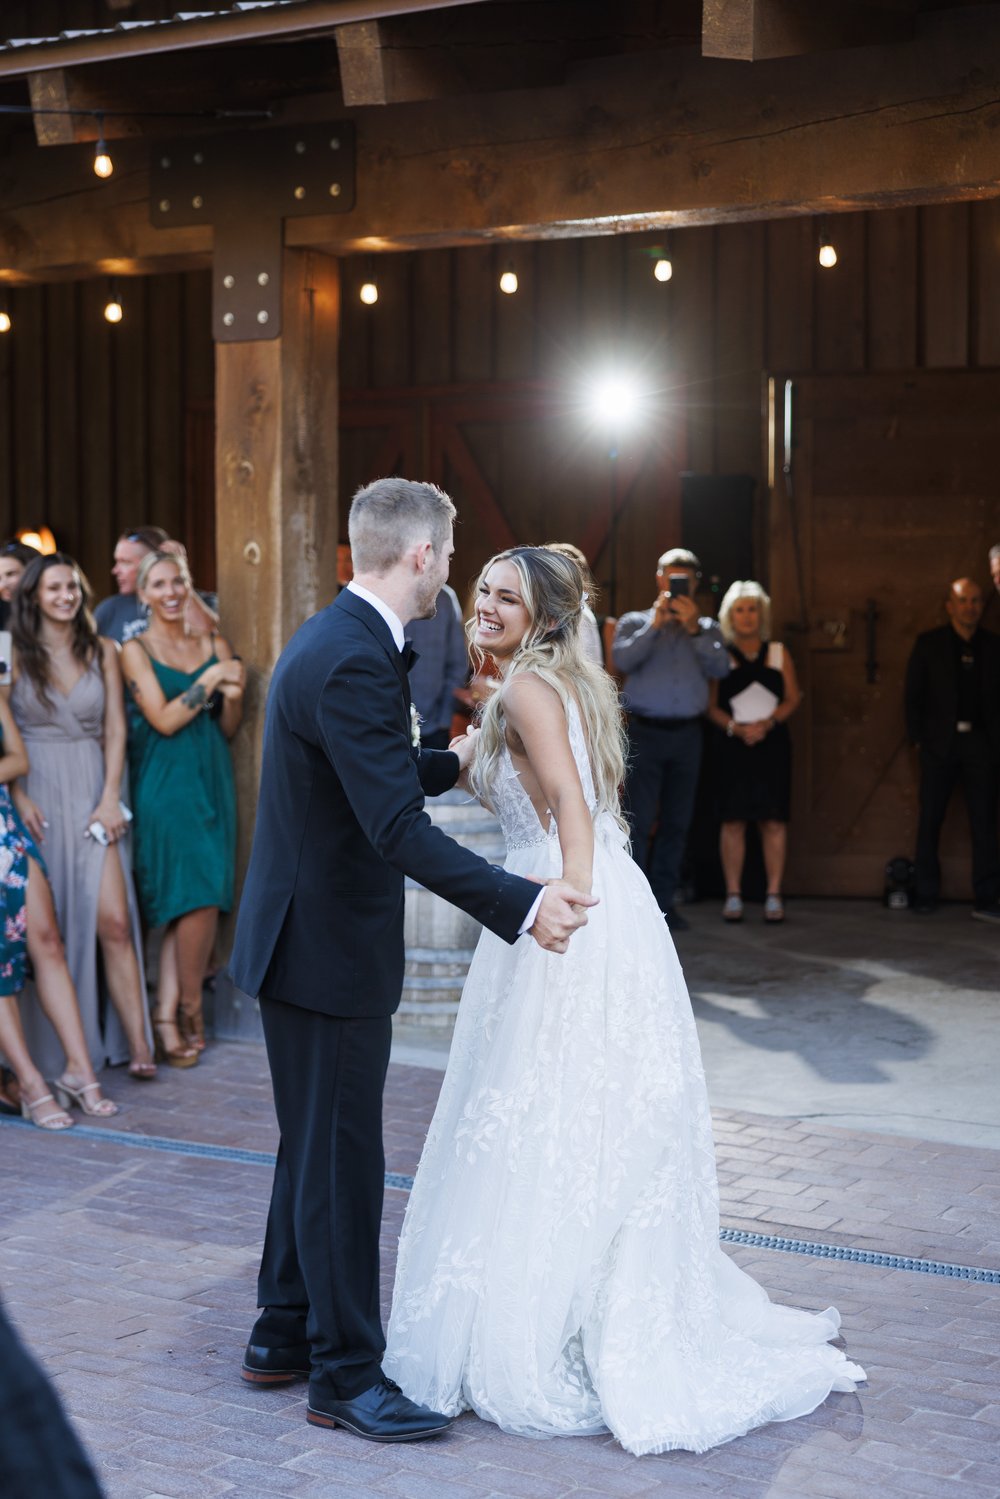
338,201,1000,614
0,269,214,599
2,200,1000,621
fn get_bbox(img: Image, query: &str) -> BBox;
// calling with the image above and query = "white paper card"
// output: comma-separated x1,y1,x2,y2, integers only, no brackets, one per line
729,681,779,723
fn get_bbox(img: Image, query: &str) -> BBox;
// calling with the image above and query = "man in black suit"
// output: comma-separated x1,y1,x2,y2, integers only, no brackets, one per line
905,576,1000,922
231,478,596,1442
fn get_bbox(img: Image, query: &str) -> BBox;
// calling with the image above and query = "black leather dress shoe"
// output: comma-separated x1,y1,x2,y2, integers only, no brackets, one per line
241,1342,311,1385
306,1377,453,1442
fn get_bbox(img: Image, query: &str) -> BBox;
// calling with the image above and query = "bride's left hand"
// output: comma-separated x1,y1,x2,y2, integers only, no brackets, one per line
450,725,480,773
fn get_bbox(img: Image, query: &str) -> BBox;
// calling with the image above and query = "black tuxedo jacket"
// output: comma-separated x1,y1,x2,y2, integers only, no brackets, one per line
230,589,537,1017
904,624,1000,760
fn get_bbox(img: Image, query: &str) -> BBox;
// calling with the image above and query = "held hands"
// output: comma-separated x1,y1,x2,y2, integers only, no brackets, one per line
211,658,245,701
735,718,771,747
528,877,599,954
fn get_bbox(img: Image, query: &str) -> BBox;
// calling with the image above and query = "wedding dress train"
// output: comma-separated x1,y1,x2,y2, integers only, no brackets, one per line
385,700,864,1455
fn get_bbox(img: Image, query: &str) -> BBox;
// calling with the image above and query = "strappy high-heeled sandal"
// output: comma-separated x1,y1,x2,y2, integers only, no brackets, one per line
21,1091,74,1131
178,1002,207,1054
153,1016,199,1069
51,1077,120,1118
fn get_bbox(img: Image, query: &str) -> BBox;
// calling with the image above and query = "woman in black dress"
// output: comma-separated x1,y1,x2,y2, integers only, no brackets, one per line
706,582,801,922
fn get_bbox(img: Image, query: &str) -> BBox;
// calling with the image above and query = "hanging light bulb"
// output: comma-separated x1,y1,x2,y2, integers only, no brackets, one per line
0,307,10,335
654,257,673,282
93,117,113,179
817,220,837,268
104,280,123,323
360,280,378,305
499,266,518,295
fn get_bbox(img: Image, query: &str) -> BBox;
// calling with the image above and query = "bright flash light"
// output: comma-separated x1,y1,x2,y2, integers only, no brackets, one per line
499,269,518,295
654,257,672,282
818,242,838,269
585,373,644,429
360,280,378,305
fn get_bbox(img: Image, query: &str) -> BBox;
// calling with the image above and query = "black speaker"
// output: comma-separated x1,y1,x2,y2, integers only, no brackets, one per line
680,472,756,605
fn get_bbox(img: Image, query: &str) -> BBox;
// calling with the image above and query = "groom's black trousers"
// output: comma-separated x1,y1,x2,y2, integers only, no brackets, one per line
254,996,393,1401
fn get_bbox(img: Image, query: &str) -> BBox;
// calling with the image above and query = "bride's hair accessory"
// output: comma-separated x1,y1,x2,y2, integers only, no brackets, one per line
580,591,590,612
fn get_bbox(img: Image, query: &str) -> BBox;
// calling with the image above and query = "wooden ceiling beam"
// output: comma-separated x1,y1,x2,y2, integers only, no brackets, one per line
27,71,77,146
702,0,916,61
2,7,1000,279
335,21,389,106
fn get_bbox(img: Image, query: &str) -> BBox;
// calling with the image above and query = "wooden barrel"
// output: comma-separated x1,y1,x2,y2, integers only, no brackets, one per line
402,788,505,1028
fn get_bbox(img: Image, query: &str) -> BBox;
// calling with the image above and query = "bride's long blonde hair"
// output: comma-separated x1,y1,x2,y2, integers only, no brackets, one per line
467,546,627,826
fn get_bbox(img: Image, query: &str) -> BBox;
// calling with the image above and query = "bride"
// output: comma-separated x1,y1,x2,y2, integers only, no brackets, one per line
384,546,865,1456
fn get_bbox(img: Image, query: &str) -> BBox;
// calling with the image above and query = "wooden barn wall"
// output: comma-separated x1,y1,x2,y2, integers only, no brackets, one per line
0,272,214,599
339,201,1000,617
2,202,999,621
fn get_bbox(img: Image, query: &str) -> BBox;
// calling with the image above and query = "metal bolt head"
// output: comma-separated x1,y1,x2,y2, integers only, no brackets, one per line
159,199,170,213
192,195,203,209
257,310,269,324
257,272,269,287
294,186,306,200
329,182,341,197
222,311,235,327
223,274,235,290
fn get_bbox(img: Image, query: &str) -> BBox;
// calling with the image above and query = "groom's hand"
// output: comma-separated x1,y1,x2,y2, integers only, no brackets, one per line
529,880,599,953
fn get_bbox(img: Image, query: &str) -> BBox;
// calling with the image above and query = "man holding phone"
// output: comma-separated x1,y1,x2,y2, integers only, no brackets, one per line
612,548,730,930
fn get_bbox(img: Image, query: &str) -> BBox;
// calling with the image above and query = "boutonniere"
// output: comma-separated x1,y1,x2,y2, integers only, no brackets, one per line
410,702,422,748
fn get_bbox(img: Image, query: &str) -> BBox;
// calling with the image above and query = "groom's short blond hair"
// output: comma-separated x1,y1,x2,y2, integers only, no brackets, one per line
349,478,456,576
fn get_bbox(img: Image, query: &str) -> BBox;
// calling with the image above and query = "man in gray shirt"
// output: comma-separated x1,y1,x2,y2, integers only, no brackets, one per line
612,548,730,929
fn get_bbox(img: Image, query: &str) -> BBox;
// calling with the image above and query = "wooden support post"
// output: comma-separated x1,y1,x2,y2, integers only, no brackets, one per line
214,248,339,964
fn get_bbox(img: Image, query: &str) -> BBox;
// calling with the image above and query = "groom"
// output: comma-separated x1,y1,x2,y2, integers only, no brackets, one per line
231,478,596,1442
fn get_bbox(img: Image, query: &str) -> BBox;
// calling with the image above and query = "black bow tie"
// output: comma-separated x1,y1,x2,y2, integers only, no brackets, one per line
401,640,419,672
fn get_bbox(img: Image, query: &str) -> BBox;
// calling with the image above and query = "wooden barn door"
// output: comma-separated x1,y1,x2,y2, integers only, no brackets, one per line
769,371,1000,898
340,381,685,614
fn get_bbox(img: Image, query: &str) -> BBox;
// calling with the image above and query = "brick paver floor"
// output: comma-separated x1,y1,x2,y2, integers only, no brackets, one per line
2,1043,999,1498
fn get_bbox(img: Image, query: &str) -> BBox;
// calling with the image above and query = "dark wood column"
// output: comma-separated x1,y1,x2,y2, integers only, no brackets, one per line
215,247,339,954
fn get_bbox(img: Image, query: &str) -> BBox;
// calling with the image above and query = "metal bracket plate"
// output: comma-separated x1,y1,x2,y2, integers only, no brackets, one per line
150,123,355,342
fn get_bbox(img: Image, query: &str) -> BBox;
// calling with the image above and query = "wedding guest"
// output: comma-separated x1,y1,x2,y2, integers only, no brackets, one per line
706,581,802,923
406,584,469,750
0,689,116,1127
93,526,168,643
612,548,730,930
905,576,1000,921
94,526,218,644
9,554,155,1089
0,540,41,631
545,542,604,667
121,551,243,1061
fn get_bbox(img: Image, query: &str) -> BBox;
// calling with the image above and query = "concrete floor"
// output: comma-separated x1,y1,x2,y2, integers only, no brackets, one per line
392,898,1000,1150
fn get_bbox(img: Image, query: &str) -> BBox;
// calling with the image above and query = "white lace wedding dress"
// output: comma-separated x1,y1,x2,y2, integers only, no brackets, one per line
384,699,865,1455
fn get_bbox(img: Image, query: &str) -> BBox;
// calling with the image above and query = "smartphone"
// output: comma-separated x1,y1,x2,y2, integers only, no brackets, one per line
0,630,11,687
87,802,134,845
668,573,690,598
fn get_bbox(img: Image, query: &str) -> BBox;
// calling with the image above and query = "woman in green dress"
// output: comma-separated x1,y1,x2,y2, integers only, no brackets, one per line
121,551,244,1066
